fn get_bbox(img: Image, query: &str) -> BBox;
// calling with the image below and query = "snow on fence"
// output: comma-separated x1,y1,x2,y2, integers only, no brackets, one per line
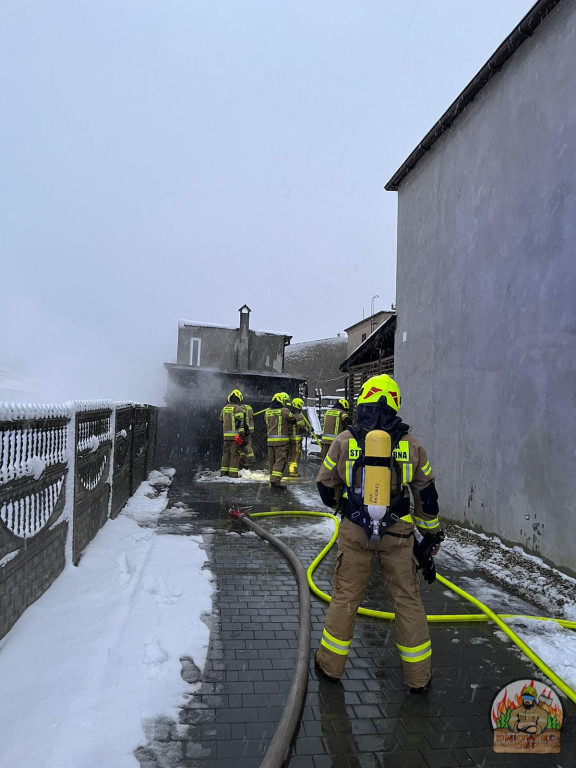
0,401,159,640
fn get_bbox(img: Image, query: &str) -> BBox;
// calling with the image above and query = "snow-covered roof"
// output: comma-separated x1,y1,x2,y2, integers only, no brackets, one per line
288,336,347,349
179,320,236,331
179,319,290,337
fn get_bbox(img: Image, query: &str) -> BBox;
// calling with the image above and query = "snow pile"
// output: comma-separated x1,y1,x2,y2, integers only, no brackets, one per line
438,522,576,620
0,468,213,768
197,468,270,484
502,617,576,693
121,468,176,526
26,455,46,480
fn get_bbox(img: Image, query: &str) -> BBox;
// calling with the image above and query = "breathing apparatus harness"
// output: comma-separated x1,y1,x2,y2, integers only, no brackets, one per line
343,424,411,541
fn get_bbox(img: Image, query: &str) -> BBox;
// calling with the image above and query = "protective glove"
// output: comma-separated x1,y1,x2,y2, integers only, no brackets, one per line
413,530,445,584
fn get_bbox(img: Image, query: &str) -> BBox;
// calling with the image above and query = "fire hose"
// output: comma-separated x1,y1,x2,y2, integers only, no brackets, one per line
231,507,576,768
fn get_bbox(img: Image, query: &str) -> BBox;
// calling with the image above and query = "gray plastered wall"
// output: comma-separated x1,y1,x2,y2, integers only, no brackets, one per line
177,325,286,373
393,1,576,574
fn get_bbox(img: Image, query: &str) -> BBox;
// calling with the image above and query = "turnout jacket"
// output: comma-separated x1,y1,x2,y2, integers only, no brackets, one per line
317,429,440,537
242,404,255,434
219,403,245,440
289,411,308,441
321,408,349,446
265,405,295,445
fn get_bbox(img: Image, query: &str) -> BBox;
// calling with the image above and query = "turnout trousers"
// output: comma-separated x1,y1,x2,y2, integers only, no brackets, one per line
287,438,303,475
316,517,431,688
220,439,242,478
267,443,288,485
241,435,255,468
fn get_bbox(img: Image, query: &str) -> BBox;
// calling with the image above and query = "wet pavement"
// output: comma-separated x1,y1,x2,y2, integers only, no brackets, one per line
136,460,576,768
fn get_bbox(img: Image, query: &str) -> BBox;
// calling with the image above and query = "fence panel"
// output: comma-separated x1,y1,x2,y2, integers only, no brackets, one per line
145,407,159,477
72,408,113,565
110,405,135,519
0,416,69,639
132,405,151,492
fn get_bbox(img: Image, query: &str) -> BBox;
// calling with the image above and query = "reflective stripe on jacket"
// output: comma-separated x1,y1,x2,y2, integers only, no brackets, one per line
265,406,294,444
321,408,348,445
219,404,245,439
317,430,439,534
243,404,255,434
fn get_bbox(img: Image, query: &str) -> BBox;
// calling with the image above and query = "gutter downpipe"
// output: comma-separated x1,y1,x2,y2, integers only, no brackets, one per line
230,509,311,768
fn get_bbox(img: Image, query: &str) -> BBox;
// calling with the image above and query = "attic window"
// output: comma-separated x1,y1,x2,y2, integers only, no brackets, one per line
190,337,201,367
361,333,367,342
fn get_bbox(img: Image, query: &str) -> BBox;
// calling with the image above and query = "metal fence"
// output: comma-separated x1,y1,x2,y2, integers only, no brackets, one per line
0,401,158,640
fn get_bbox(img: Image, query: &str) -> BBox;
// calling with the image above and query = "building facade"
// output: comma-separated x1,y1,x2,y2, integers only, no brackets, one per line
340,315,396,419
158,306,305,471
344,310,394,358
386,0,576,573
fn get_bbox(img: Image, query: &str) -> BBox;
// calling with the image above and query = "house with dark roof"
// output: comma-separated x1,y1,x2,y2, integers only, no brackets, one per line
284,335,347,400
340,314,396,418
158,306,305,470
343,311,395,358
385,0,576,573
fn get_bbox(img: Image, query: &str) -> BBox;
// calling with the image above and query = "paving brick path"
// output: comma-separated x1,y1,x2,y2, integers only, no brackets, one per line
136,465,575,768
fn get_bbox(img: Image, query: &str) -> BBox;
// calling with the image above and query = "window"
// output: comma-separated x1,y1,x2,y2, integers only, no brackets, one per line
361,333,367,342
190,337,201,366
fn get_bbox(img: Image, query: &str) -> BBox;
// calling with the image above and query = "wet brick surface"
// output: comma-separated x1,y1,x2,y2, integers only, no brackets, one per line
136,462,576,767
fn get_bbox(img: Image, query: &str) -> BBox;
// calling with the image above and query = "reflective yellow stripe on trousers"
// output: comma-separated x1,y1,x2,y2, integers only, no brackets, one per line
396,640,432,663
321,629,351,656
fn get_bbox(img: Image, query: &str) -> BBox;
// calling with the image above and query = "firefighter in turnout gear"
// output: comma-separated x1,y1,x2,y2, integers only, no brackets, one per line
219,389,246,478
320,399,350,459
265,392,296,489
287,398,308,477
239,401,255,469
314,375,444,692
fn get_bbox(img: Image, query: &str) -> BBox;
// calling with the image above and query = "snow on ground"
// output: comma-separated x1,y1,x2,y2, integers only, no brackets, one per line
502,617,576,693
267,515,336,543
289,480,333,511
196,468,270,484
438,522,576,621
434,526,576,699
0,469,213,768
439,574,536,616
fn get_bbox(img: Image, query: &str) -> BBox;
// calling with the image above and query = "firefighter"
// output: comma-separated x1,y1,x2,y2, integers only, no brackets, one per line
287,398,309,477
240,401,255,469
265,392,295,489
219,389,246,479
314,374,444,692
320,399,350,459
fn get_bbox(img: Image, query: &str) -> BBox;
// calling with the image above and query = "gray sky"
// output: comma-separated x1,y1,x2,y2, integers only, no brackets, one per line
1,0,534,404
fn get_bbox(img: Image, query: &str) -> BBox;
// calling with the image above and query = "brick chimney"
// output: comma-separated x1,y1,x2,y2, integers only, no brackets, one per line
238,304,251,370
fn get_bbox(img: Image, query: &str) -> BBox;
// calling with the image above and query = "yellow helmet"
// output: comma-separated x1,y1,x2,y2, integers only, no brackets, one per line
292,397,304,410
357,375,401,412
521,684,538,700
228,389,243,403
272,392,289,405
337,398,350,411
